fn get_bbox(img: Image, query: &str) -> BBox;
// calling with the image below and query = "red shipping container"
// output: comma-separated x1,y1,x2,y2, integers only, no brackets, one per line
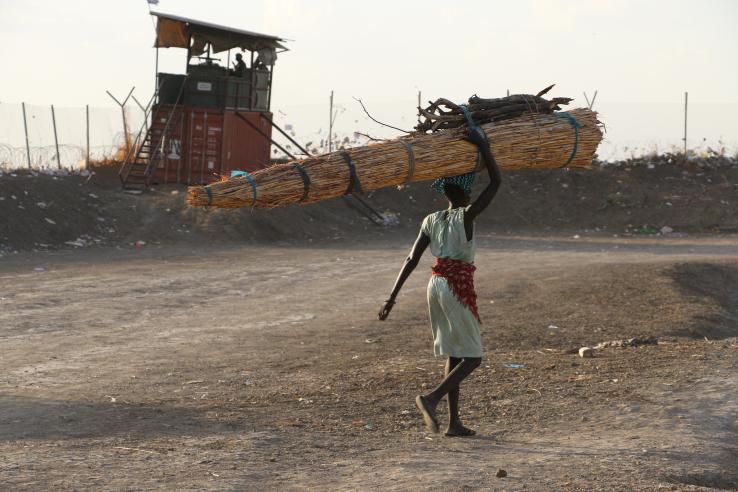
222,110,273,174
147,106,273,185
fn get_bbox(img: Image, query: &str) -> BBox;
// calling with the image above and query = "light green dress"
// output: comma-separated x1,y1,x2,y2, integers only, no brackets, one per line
421,207,483,358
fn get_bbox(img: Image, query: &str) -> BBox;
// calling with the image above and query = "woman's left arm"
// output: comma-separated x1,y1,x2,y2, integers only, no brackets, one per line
378,230,430,320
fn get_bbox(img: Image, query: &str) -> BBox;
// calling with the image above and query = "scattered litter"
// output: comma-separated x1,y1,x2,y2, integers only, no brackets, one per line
547,324,559,330
184,380,205,385
633,225,659,235
660,226,673,235
113,446,158,454
298,397,313,404
381,212,400,227
594,337,657,350
365,339,377,344
170,190,179,195
364,422,376,431
33,267,45,272
88,193,99,199
572,234,580,239
351,355,359,359
579,347,595,358
134,240,146,248
105,395,117,403
36,202,47,209
503,363,524,369
65,239,85,247
44,218,56,225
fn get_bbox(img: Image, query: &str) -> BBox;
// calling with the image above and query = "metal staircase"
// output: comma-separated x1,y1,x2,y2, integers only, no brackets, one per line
119,79,187,190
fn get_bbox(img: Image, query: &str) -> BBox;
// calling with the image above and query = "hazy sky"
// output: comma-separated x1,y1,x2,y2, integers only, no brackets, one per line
2,0,736,107
1,0,737,159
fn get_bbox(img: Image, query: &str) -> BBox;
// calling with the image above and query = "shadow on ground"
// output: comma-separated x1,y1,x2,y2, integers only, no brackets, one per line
0,394,245,441
670,262,738,339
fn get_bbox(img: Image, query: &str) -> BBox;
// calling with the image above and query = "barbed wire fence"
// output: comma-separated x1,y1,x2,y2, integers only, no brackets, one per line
0,97,144,172
1,92,736,172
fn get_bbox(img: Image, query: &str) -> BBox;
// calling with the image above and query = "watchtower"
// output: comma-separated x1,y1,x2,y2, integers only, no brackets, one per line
120,12,288,189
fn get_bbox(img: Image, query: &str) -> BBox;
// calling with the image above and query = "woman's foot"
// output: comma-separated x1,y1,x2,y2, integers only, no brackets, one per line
445,421,476,437
415,395,439,433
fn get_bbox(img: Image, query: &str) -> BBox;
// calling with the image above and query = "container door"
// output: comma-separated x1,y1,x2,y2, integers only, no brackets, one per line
222,110,272,175
148,104,185,185
183,109,223,184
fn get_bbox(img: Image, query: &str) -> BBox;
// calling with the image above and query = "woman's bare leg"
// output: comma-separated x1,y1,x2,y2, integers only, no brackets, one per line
415,356,481,434
444,357,476,436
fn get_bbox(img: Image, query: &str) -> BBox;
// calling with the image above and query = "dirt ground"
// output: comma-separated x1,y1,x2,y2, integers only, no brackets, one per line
1,233,737,491
1,157,737,490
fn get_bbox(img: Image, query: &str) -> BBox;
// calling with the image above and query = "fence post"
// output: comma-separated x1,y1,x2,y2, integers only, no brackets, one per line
51,104,61,169
683,91,688,157
22,102,31,169
86,104,90,170
106,87,135,153
328,90,334,153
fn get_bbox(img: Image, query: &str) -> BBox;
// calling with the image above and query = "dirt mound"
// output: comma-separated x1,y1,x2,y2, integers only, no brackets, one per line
1,156,736,253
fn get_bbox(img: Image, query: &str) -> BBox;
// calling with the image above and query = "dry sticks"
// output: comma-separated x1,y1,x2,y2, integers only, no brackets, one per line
416,85,571,132
187,89,603,210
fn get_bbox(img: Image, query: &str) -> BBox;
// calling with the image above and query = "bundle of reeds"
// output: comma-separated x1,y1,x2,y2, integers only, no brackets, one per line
187,90,602,209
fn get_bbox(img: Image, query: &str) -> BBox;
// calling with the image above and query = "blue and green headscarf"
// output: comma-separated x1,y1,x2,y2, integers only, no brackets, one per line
431,172,476,196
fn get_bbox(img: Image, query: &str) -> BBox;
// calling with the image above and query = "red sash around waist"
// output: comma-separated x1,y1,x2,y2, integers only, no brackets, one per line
431,257,481,322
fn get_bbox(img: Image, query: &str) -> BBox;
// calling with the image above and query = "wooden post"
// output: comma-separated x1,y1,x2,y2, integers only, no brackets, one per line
328,90,334,153
51,104,61,169
21,102,31,169
683,91,688,157
85,104,90,170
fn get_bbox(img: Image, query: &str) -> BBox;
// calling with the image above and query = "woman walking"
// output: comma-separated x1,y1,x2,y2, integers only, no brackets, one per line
378,126,502,436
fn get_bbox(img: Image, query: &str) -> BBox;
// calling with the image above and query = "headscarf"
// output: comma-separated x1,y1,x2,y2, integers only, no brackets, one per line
430,172,475,195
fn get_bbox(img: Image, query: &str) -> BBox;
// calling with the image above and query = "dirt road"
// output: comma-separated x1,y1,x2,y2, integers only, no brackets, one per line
1,235,737,490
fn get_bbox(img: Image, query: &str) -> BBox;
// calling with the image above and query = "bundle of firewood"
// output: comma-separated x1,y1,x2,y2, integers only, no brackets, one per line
416,84,571,132
187,86,602,209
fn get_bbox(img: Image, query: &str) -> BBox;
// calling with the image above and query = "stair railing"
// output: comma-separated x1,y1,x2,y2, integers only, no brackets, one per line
118,81,163,183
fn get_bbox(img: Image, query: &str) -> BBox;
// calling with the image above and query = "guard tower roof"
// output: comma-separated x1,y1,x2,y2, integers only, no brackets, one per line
152,12,288,55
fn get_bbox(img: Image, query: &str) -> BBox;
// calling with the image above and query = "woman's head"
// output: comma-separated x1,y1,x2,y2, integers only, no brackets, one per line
431,172,475,206
444,182,470,206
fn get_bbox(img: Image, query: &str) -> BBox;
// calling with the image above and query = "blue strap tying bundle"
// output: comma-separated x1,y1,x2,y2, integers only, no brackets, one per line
230,170,258,206
204,185,213,206
341,152,363,194
554,111,580,168
292,162,311,202
399,140,416,184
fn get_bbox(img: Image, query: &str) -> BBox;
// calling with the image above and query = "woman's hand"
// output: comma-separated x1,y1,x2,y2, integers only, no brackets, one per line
377,299,395,321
